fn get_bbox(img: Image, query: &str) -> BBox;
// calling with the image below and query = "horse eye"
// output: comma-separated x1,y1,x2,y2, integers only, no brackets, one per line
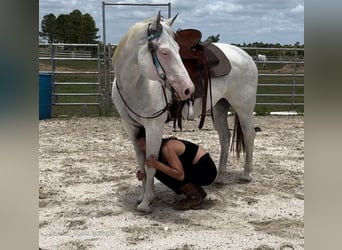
161,50,168,56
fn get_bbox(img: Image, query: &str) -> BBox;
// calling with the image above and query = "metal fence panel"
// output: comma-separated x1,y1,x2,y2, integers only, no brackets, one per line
39,44,304,116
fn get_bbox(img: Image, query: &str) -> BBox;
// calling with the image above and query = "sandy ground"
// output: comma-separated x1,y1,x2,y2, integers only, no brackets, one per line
39,116,304,250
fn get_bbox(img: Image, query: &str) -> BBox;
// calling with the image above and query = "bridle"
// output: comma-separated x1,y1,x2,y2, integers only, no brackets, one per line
147,24,167,81
115,23,172,119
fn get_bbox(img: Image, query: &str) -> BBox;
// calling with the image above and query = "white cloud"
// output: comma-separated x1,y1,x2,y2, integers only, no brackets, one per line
39,0,304,45
290,4,304,13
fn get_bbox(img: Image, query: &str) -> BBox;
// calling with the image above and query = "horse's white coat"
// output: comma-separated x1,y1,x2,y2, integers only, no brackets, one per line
112,13,258,212
256,54,267,69
185,42,258,183
112,13,194,212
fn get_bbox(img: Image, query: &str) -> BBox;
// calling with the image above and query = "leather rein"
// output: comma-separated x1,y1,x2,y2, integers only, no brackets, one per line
115,24,172,120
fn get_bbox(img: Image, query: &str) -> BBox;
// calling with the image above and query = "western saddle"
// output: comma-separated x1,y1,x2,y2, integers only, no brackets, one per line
169,29,231,129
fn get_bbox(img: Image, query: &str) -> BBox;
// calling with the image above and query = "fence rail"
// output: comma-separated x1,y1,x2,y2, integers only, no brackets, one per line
39,44,304,116
243,47,304,112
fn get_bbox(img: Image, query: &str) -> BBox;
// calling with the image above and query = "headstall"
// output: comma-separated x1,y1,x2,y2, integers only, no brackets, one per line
115,23,171,120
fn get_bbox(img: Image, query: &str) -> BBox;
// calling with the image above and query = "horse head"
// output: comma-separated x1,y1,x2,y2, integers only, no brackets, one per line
138,11,195,100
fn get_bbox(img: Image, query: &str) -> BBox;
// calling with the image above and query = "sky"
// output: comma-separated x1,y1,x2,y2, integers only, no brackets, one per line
39,0,304,45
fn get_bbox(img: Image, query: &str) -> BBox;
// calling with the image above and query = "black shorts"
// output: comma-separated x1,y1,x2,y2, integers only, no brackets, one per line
155,153,217,194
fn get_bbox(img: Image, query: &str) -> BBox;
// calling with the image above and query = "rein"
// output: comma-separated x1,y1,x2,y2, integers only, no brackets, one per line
115,79,170,119
115,23,172,120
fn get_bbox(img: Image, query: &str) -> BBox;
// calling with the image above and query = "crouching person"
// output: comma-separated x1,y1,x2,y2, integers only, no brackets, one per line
135,127,217,210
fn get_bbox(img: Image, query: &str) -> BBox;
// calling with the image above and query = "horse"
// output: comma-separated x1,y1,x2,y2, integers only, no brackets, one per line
255,54,267,69
112,12,194,212
112,12,258,213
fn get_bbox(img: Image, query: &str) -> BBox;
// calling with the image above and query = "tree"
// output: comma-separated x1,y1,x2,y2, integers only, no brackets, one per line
80,13,100,43
40,9,99,44
204,34,220,43
55,14,68,43
41,13,57,43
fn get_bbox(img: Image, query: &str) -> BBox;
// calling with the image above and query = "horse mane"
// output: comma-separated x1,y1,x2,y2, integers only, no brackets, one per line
113,19,150,62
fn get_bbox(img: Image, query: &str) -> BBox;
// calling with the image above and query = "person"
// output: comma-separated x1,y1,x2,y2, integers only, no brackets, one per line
135,127,217,210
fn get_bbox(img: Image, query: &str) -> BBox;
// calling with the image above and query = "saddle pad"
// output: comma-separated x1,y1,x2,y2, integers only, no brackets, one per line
204,43,231,77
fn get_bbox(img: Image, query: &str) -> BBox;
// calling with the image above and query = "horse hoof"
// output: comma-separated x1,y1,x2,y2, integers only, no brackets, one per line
214,171,227,184
215,176,225,185
239,174,252,183
136,204,152,213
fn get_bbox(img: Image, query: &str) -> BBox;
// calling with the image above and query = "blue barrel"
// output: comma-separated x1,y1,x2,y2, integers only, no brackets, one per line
39,73,53,120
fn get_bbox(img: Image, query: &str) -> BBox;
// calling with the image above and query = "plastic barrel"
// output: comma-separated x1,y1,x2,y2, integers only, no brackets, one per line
39,73,53,120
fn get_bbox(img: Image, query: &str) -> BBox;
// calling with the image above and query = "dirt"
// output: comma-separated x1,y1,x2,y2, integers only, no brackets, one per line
39,116,304,250
274,64,304,73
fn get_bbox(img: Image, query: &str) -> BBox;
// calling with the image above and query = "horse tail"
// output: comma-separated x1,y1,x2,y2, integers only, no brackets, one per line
230,113,245,159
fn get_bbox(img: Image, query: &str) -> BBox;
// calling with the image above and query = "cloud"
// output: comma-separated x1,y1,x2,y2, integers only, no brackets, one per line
39,0,304,45
291,4,304,13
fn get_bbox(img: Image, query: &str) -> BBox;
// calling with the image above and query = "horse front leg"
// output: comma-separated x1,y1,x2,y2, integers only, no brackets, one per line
121,121,154,211
130,139,155,212
137,167,156,212
135,150,146,205
132,137,156,213
136,126,163,213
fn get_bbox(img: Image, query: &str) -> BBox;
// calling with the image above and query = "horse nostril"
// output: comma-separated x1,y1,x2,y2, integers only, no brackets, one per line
184,88,190,96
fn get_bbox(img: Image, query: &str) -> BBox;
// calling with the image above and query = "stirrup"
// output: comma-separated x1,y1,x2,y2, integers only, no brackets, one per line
187,100,194,120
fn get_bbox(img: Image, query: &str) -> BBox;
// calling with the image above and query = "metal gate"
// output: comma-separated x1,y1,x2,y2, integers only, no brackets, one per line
39,43,103,116
243,47,304,114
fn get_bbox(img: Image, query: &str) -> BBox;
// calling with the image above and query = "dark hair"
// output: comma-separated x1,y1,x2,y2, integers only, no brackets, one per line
136,127,146,139
136,127,178,141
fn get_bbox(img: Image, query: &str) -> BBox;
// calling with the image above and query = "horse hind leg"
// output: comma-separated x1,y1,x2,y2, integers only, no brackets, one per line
212,99,231,184
234,111,256,182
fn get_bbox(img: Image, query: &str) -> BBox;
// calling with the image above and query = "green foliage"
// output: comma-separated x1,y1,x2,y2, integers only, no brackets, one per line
41,13,57,43
231,41,304,57
40,9,99,44
204,34,220,43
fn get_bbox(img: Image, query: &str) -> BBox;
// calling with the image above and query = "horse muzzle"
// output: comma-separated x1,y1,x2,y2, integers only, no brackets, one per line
167,80,194,101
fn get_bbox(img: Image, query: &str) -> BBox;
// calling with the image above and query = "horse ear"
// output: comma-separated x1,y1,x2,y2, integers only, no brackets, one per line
164,13,179,27
151,11,162,31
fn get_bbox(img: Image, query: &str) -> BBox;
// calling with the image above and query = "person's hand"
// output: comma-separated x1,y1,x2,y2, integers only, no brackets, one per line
145,155,157,169
136,170,145,181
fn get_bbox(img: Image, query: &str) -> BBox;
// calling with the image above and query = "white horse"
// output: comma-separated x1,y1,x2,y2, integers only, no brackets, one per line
256,54,267,69
112,12,258,212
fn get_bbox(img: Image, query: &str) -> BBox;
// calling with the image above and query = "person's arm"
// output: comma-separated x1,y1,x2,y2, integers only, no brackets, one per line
146,141,185,181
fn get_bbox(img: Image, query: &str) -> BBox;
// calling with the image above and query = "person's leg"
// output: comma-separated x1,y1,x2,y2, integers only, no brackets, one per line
174,154,217,210
154,170,185,194
155,167,203,210
181,153,217,201
155,155,217,210
185,153,217,187
174,183,203,210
